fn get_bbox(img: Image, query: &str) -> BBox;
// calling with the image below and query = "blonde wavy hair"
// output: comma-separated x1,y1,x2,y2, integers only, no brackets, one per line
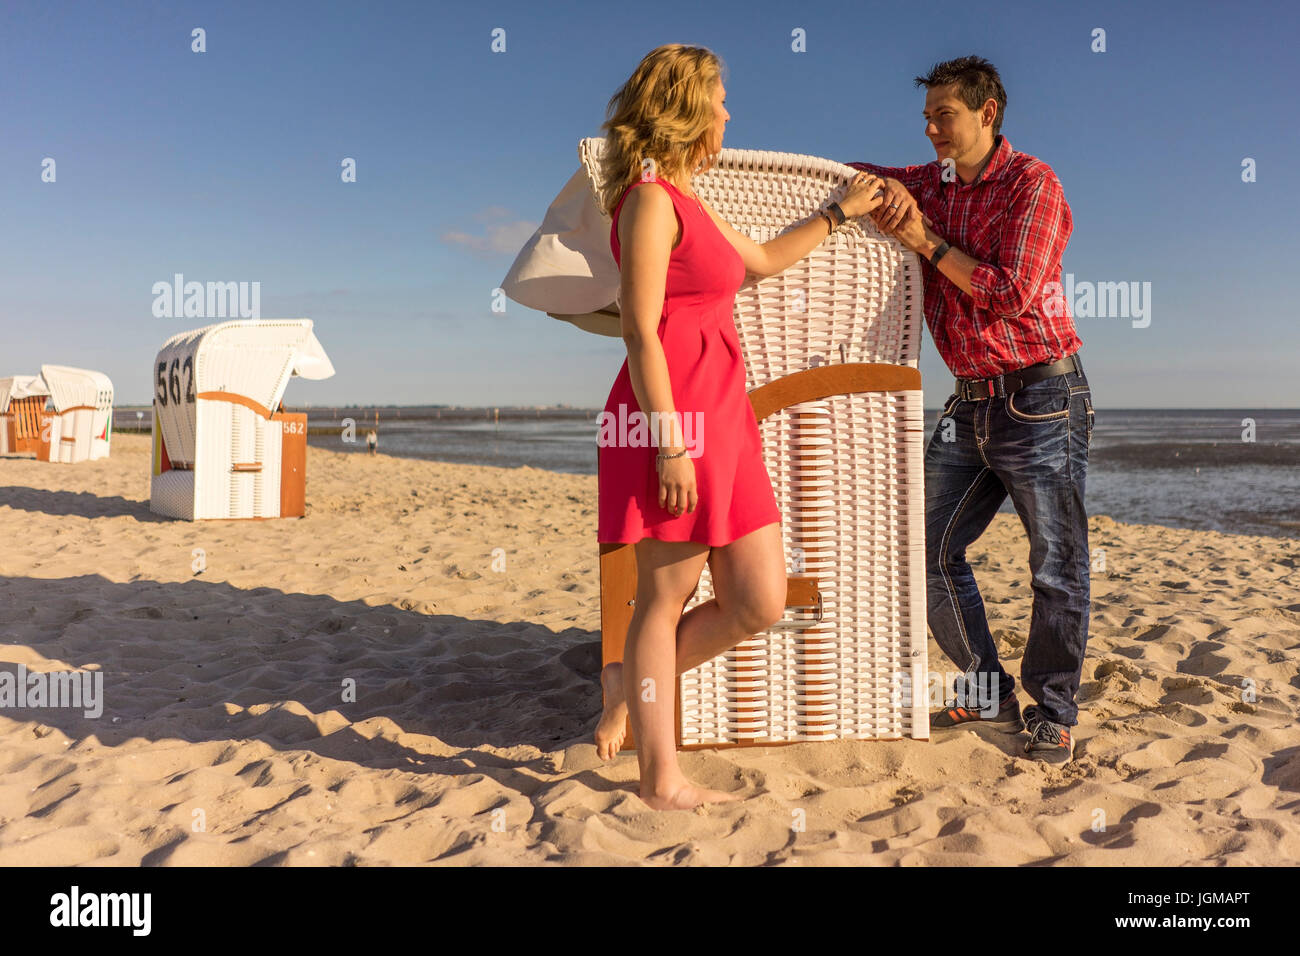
598,44,725,217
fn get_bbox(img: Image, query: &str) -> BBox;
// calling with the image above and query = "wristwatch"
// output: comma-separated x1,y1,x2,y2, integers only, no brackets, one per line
930,241,952,267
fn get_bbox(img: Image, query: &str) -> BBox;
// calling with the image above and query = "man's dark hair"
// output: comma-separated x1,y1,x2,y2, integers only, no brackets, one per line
914,56,1007,138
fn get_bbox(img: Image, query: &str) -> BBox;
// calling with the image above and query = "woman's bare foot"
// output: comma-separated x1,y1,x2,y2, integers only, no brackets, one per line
640,782,741,811
594,662,628,760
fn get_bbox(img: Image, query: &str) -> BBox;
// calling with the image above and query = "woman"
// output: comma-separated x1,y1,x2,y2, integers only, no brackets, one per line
593,44,886,810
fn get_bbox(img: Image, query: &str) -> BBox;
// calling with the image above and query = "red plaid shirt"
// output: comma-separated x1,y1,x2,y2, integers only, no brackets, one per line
849,135,1081,378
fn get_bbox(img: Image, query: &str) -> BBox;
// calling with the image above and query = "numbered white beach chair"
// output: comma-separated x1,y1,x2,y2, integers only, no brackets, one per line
36,366,114,463
149,319,335,520
567,139,931,748
0,374,51,456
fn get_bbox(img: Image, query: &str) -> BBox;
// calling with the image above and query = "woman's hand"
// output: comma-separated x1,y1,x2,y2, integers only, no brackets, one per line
657,453,698,516
839,172,887,219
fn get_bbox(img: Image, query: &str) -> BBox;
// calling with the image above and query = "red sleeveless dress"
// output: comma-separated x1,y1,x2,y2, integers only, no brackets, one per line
596,177,781,546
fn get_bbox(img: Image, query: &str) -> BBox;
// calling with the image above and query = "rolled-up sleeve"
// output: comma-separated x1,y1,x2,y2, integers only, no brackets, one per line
969,173,1072,319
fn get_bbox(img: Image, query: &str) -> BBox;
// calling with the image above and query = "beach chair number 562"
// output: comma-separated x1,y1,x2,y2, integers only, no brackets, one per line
155,357,196,407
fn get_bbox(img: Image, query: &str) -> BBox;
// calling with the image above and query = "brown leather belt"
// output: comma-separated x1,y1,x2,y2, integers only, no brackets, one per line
956,353,1081,402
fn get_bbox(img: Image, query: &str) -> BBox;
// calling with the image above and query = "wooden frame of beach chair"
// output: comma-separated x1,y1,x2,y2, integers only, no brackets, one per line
0,376,51,456
14,397,48,456
35,366,114,464
587,140,930,748
149,320,333,521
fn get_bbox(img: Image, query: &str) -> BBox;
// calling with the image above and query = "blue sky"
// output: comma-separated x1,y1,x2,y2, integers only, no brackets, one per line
1,0,1295,407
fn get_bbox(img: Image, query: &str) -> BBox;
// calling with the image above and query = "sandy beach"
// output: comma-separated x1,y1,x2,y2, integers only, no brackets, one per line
0,432,1297,866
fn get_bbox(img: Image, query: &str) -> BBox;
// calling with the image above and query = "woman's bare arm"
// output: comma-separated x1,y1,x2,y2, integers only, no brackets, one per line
698,174,885,279
697,198,823,279
617,184,686,449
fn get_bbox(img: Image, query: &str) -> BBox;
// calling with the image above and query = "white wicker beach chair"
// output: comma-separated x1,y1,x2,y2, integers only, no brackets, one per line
579,139,931,747
38,366,114,463
149,320,334,520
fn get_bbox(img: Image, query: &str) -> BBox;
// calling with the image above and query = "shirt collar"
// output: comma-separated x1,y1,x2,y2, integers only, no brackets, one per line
950,134,1012,187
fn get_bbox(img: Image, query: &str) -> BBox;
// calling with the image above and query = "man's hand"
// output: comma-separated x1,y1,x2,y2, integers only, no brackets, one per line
886,205,973,294
890,206,934,255
874,201,939,255
870,178,920,232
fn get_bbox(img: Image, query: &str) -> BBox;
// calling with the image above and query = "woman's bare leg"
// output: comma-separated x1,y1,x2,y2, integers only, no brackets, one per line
626,538,736,808
594,577,698,761
595,524,787,808
676,522,786,673
597,523,787,746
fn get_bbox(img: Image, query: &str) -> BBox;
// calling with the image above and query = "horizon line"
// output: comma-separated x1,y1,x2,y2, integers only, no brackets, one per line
107,403,1300,412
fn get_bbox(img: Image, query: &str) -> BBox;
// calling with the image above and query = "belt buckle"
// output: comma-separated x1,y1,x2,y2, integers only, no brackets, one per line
958,377,995,401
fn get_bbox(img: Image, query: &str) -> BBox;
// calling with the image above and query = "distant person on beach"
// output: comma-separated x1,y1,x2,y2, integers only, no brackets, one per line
850,56,1091,763
366,429,377,456
593,44,886,809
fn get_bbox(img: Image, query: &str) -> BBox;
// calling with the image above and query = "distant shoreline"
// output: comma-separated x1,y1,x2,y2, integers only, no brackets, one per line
108,404,1300,422
98,406,1300,540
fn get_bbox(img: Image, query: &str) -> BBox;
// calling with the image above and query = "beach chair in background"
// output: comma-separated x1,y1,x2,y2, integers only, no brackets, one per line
33,366,114,463
574,140,931,748
0,374,51,457
149,320,335,520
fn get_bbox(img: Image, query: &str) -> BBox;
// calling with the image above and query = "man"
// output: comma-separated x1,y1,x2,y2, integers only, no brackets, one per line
848,55,1092,764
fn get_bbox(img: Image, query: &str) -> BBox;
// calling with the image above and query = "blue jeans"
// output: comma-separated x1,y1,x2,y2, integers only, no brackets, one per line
924,358,1094,726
